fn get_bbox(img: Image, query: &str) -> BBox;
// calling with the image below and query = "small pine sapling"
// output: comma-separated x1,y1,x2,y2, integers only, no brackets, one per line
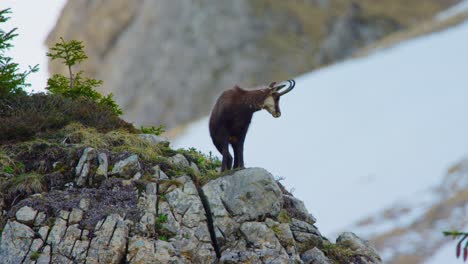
46,37,123,115
140,125,166,136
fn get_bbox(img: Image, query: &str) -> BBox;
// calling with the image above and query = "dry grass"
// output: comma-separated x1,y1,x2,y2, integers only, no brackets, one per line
60,123,170,162
0,152,14,170
1,172,46,205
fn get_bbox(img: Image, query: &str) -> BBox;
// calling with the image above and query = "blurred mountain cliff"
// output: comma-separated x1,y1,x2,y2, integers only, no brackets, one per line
47,0,459,128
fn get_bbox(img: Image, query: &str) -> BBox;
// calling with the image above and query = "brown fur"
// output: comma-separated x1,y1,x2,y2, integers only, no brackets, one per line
209,85,283,171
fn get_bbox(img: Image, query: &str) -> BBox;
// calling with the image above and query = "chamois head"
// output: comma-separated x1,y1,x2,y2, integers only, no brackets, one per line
262,80,296,118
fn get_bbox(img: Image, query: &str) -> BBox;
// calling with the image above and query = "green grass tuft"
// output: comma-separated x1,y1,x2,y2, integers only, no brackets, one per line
30,251,41,261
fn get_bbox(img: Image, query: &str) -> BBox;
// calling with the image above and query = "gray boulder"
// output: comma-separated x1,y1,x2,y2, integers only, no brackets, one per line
75,147,97,186
15,206,37,225
0,221,35,264
337,232,382,264
301,247,332,264
110,154,141,178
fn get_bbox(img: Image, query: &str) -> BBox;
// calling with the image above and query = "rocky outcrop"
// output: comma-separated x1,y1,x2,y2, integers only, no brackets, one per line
48,1,459,129
0,129,382,263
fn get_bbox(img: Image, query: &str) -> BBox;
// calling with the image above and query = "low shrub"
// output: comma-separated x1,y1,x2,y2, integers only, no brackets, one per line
0,93,135,143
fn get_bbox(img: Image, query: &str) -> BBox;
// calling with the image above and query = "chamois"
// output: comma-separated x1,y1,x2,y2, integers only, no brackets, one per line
209,80,295,171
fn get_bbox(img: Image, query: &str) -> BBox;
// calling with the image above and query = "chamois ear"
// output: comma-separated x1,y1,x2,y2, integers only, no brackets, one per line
269,82,277,88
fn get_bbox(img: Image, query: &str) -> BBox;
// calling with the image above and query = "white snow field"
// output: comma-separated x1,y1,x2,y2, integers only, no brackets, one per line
174,20,468,240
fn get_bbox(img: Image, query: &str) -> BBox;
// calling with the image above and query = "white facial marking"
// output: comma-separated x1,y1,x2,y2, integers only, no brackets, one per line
263,96,280,117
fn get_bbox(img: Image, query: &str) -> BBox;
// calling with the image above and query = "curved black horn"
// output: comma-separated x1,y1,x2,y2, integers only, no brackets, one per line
278,79,295,96
270,82,286,91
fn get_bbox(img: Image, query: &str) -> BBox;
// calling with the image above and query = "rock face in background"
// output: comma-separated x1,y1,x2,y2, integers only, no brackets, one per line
46,0,457,128
0,129,382,264
316,3,401,65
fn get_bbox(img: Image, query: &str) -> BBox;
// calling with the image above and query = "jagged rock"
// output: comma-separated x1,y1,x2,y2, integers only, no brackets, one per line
301,247,332,264
36,245,52,264
283,194,317,224
50,224,83,263
168,153,190,167
190,162,201,174
34,211,46,226
203,168,296,261
25,238,44,262
153,165,169,180
219,251,261,263
96,152,109,179
59,210,70,221
136,182,158,235
82,229,90,240
138,134,169,144
87,214,129,263
159,175,217,263
203,168,283,223
69,208,84,224
133,171,142,180
142,182,158,214
79,198,91,210
47,218,68,248
71,240,90,263
111,154,141,178
265,218,297,256
0,221,35,264
15,206,37,225
38,226,49,240
290,218,323,253
154,240,178,263
127,236,157,263
75,147,97,186
290,218,321,236
337,232,382,264
239,221,291,263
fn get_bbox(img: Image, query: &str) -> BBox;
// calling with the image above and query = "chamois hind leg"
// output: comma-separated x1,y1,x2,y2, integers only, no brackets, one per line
213,137,232,172
221,142,232,171
232,137,245,169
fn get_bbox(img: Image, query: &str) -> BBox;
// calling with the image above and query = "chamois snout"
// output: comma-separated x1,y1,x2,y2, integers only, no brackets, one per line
263,94,281,118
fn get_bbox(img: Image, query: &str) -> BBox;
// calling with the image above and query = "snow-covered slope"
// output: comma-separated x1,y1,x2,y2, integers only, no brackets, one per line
174,20,468,261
